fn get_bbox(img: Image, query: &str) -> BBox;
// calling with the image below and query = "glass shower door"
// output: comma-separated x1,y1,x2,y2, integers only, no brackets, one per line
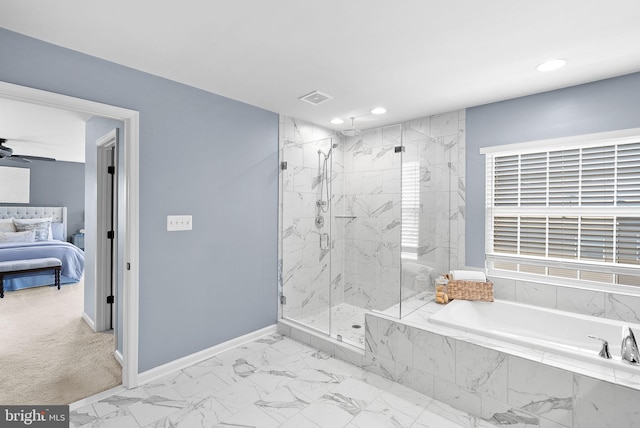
280,138,334,335
332,125,403,347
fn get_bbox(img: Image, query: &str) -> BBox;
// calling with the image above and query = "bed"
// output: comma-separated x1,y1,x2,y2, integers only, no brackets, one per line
0,206,85,292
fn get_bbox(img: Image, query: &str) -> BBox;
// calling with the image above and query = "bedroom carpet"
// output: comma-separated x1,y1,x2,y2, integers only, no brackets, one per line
0,280,121,405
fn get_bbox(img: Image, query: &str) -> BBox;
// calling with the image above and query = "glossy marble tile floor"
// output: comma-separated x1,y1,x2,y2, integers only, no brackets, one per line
70,334,498,428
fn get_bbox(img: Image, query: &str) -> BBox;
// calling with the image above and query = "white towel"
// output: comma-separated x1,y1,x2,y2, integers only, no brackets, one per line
449,270,487,282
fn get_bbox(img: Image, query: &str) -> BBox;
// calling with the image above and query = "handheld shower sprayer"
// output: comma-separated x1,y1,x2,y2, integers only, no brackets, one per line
316,142,337,217
318,143,336,160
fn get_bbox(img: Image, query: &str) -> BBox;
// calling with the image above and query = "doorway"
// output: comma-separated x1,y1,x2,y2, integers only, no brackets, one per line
0,81,140,389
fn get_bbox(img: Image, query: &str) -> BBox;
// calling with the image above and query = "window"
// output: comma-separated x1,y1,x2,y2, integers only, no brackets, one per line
482,129,640,287
401,160,420,260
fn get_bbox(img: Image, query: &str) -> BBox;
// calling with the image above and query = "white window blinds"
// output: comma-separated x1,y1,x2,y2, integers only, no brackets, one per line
401,161,420,259
484,132,640,287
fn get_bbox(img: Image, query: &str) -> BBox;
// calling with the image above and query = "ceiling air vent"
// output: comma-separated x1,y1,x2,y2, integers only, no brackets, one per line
298,90,333,106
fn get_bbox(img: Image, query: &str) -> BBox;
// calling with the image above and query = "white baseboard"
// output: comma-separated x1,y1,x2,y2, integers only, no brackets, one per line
114,349,124,367
70,325,277,410
82,312,96,332
137,324,278,385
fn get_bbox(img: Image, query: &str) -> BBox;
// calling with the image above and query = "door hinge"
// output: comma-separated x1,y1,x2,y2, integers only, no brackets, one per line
106,295,114,304
280,161,288,170
394,146,405,153
107,230,115,239
107,166,115,174
280,295,287,305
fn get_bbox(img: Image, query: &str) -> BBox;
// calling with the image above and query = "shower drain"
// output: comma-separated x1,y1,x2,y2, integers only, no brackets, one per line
351,324,362,329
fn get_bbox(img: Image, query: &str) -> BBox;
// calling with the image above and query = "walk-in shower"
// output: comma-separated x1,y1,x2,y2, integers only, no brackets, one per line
279,116,457,348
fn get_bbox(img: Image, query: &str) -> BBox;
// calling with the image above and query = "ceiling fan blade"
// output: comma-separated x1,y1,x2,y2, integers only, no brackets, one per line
2,156,31,163
12,154,56,162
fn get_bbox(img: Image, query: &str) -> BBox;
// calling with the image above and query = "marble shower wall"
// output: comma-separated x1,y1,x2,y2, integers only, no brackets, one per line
279,116,344,324
401,111,466,303
339,124,403,312
338,110,466,313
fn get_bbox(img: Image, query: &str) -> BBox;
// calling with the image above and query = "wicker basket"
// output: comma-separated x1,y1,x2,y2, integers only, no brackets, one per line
444,275,494,302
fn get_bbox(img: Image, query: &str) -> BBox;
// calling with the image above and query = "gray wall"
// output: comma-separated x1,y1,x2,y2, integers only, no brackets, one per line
466,72,640,267
0,160,84,239
0,28,279,372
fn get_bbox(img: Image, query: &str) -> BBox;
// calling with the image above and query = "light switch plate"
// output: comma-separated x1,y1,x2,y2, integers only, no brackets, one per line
167,215,192,231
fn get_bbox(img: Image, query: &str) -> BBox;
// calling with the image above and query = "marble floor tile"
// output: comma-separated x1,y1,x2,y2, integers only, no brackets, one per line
299,401,356,428
278,412,323,428
216,404,281,427
69,405,98,428
127,388,189,427
71,334,497,428
144,396,231,427
254,385,310,423
82,409,139,428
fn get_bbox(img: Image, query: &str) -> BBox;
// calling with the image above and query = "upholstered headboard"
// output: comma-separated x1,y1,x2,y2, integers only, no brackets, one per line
0,206,67,239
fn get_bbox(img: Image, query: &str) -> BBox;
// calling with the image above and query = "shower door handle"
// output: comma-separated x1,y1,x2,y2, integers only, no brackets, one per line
320,233,330,250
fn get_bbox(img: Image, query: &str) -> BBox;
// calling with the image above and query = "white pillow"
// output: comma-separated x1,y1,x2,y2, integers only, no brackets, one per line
0,218,17,233
13,217,53,240
13,219,52,242
0,230,36,243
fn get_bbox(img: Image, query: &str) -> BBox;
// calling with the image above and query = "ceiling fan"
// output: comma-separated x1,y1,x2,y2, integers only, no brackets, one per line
0,138,56,163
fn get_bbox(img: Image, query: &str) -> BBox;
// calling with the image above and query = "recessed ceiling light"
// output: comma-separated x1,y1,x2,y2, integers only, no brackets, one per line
371,107,387,115
536,59,567,72
330,118,344,125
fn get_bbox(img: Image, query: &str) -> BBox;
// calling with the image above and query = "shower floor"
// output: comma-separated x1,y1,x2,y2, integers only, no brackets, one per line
297,303,368,347
296,292,433,348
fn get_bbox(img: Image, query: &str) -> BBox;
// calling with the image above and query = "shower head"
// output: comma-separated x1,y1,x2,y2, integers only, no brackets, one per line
341,129,361,137
341,117,362,137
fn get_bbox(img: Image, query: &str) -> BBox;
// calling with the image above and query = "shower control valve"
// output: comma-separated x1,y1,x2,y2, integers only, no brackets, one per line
316,200,327,208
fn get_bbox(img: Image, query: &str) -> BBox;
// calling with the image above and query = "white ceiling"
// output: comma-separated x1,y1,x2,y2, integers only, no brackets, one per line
0,98,87,163
1,1,640,144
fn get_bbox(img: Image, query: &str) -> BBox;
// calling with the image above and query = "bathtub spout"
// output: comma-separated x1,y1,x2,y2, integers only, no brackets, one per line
621,326,640,365
588,335,612,359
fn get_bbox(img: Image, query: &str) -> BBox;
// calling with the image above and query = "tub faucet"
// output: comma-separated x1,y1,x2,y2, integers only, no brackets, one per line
588,335,611,359
621,326,640,365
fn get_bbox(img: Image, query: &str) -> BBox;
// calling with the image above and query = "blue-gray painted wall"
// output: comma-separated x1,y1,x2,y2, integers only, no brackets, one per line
0,160,84,240
0,28,279,372
466,72,640,267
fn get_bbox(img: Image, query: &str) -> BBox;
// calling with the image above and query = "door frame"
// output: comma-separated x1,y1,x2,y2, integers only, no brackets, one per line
0,81,140,388
95,129,117,333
